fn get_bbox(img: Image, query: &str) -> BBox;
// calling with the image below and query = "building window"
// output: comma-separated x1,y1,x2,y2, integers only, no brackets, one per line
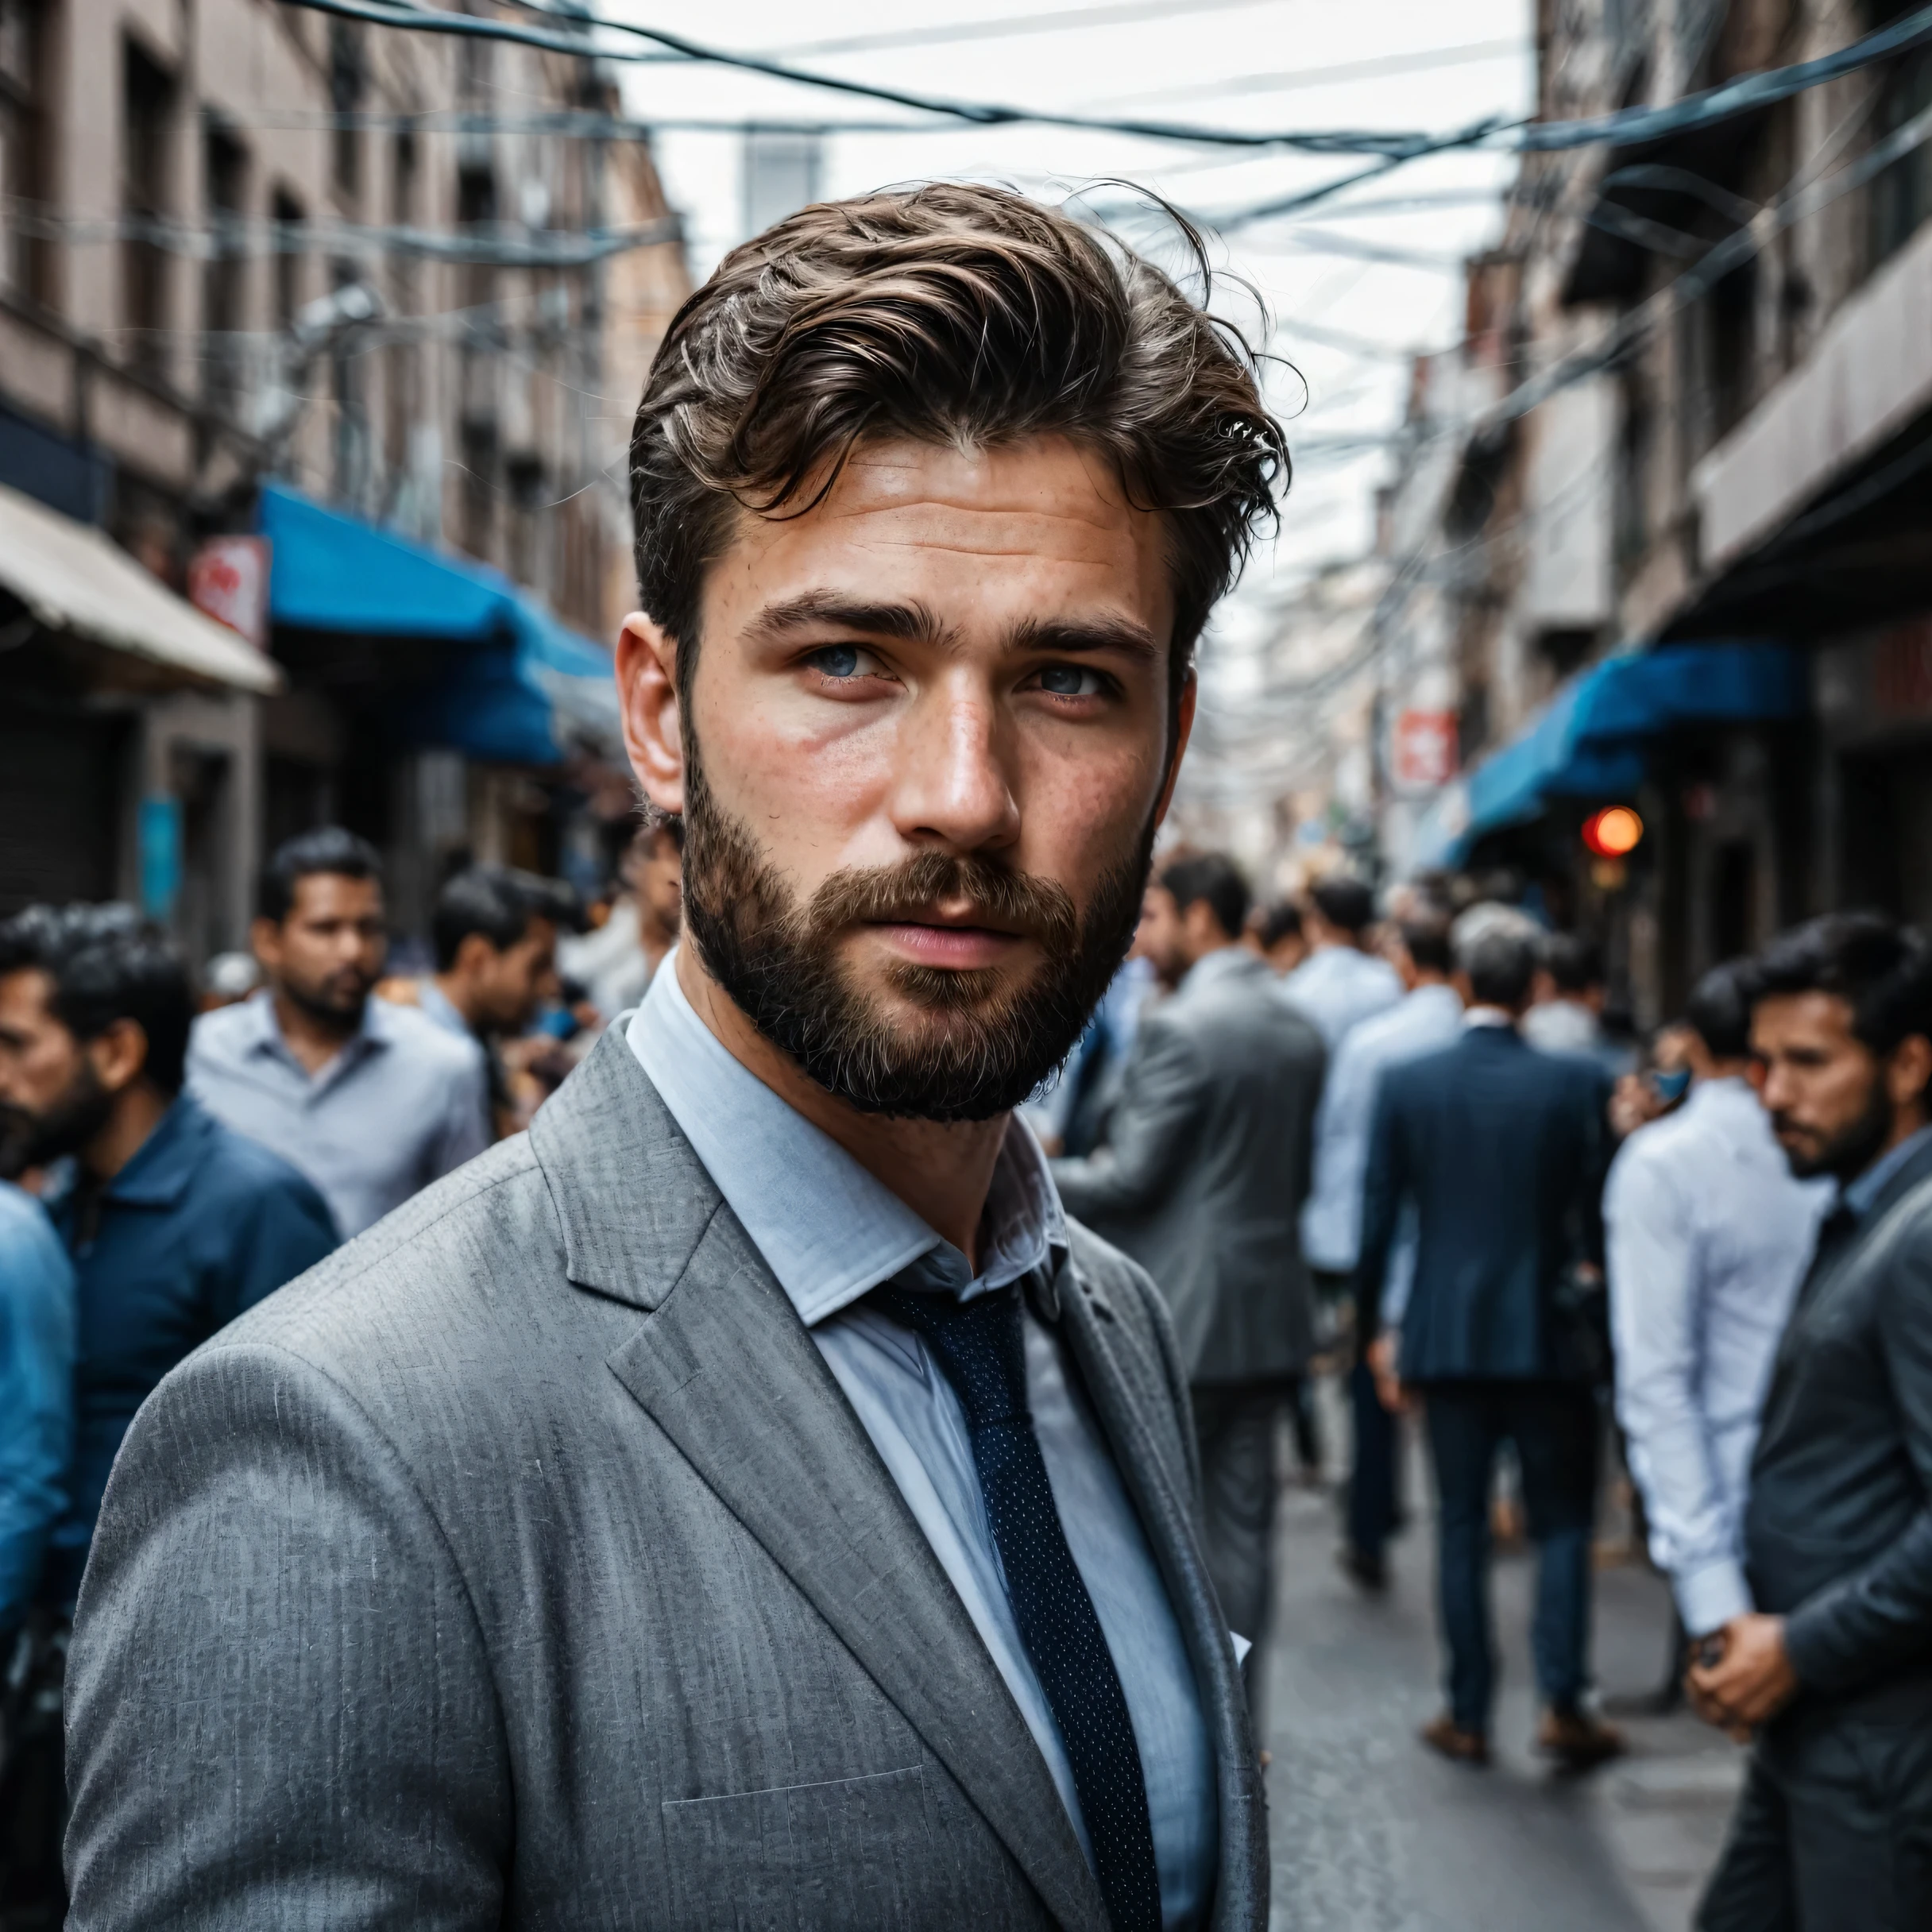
203,121,249,413
122,37,175,377
330,20,363,203
0,0,51,306
272,187,305,330
1871,44,1932,269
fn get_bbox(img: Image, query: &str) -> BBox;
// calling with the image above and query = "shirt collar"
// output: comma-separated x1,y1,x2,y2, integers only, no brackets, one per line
1178,945,1255,997
1463,1006,1517,1029
626,955,1066,1327
243,987,391,1077
41,1093,210,1218
103,1093,211,1207
416,979,475,1043
1843,1122,1932,1219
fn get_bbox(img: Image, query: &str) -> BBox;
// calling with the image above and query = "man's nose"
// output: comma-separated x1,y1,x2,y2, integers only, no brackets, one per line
888,672,1021,854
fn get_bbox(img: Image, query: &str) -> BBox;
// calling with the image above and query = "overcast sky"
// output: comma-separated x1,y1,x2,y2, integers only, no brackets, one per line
610,0,1534,639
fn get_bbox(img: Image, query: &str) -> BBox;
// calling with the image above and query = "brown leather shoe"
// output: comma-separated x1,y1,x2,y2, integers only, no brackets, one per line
1420,1714,1490,1766
1537,1708,1626,1770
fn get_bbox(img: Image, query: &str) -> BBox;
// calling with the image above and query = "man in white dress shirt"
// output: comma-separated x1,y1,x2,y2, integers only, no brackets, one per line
1605,963,1830,1658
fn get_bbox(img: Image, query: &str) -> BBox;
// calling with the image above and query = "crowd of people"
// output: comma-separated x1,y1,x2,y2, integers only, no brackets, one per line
0,822,681,1908
1043,855,1932,1925
3,822,1929,1923
2,174,1929,1932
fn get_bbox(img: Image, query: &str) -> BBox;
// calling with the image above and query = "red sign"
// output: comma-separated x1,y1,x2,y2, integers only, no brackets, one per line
1392,709,1458,790
187,536,271,649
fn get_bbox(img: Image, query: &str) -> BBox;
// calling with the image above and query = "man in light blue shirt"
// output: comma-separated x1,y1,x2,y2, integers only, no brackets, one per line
1279,874,1401,1053
189,829,489,1238
0,1181,72,1639
1301,914,1463,1586
1605,964,1829,1640
632,959,1218,1919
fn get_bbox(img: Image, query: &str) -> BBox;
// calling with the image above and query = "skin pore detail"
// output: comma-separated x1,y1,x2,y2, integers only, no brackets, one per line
616,434,1193,1262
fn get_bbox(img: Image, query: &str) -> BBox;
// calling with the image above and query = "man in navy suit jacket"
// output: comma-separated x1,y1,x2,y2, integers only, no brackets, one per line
1356,917,1621,1769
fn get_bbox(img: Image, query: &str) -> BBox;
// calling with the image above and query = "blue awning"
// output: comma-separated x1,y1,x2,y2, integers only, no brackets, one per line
257,482,620,763
1412,641,1806,871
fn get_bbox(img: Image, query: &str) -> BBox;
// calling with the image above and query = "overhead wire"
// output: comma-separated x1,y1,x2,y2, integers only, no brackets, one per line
273,0,1932,163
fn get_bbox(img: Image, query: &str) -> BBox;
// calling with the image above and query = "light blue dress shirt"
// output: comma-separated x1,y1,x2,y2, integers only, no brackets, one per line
1604,1076,1832,1633
1300,980,1465,1277
188,991,489,1238
0,1182,74,1633
1279,943,1403,1054
628,961,1217,1929
1841,1122,1932,1218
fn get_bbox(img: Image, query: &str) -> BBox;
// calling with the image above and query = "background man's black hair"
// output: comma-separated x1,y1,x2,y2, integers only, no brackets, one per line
1540,931,1605,995
0,902,193,1095
434,866,584,972
1747,913,1932,1060
259,827,384,924
1308,874,1375,937
1683,961,1753,1061
1456,924,1539,1011
1158,852,1252,944
1253,899,1302,949
1397,915,1454,978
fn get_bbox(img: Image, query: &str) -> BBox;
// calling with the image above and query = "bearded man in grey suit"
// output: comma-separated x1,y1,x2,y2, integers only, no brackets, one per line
64,186,1287,1932
1053,852,1327,1663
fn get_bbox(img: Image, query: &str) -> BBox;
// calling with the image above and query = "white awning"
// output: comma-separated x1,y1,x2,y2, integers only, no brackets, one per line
0,481,280,694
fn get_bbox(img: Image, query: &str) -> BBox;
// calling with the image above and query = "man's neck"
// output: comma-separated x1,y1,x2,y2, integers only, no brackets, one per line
1182,936,1238,978
272,987,361,1076
675,947,1006,1266
431,971,483,1034
82,1082,172,1184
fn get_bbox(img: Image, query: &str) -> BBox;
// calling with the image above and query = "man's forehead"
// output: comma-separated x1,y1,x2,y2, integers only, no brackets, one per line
716,436,1172,632
1754,988,1857,1041
0,967,57,1024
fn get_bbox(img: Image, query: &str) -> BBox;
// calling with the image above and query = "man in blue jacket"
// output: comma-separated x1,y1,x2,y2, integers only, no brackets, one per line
1356,918,1621,1770
0,905,336,1606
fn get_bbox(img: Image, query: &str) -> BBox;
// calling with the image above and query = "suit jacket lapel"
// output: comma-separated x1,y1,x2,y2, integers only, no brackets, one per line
530,1034,1107,1932
1052,1252,1266,1932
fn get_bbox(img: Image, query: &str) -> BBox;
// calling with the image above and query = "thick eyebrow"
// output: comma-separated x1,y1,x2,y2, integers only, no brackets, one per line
744,592,952,650
1009,615,1161,663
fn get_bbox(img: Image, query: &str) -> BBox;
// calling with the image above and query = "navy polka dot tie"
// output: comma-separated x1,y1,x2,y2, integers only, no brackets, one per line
874,1278,1161,1932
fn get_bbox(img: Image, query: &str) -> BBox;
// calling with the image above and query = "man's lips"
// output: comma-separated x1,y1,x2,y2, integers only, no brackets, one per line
865,917,1028,970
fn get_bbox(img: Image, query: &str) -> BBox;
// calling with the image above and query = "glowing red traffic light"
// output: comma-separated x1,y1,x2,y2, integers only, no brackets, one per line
1582,806,1644,857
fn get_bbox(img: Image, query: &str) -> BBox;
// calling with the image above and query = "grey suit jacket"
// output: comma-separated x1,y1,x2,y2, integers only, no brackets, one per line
1053,952,1327,1385
64,1026,1265,1930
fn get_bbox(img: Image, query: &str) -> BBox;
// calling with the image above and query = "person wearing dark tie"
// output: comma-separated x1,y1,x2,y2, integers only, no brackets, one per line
1691,914,1932,1932
63,184,1285,1930
1356,919,1623,1771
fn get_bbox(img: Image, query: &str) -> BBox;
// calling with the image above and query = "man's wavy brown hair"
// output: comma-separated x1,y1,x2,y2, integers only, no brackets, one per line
628,182,1288,711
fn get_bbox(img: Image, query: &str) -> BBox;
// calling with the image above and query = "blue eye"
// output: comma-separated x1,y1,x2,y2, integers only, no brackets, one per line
814,644,861,678
1038,664,1099,697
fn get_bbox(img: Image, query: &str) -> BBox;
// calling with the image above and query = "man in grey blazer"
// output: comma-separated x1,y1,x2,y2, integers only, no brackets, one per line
1053,853,1327,1656
64,184,1285,1931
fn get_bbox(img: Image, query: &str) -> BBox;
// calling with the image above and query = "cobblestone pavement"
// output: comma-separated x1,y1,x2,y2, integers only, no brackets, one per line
1258,1395,1748,1932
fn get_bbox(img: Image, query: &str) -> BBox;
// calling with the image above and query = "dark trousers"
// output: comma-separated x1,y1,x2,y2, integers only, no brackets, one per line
1698,1701,1932,1931
1420,1378,1598,1734
1191,1381,1289,1650
1347,1358,1399,1561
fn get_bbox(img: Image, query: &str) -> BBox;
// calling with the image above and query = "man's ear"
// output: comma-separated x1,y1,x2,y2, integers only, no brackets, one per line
1887,1033,1932,1116
618,613,685,817
86,1017,149,1097
1151,669,1197,831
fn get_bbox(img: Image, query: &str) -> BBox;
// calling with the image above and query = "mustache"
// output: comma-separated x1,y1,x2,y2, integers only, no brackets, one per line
808,852,1079,952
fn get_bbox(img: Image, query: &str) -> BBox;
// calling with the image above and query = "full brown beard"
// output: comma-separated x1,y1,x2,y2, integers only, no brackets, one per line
678,754,1154,1122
